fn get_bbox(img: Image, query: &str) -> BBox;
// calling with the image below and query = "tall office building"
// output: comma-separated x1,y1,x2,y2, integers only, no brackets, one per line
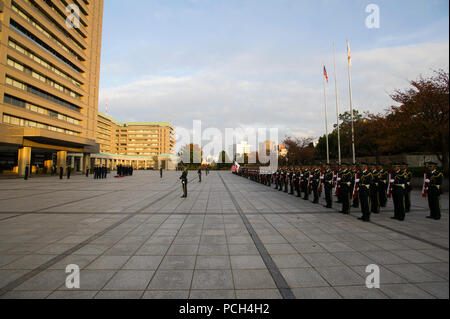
0,0,103,175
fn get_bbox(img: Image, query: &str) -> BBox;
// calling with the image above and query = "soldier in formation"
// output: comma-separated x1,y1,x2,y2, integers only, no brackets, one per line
233,161,444,222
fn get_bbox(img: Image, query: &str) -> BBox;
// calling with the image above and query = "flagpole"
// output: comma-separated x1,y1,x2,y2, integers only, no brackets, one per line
347,40,356,164
333,42,341,165
323,63,330,165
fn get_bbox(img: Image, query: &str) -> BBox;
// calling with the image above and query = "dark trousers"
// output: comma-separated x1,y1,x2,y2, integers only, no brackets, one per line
359,187,371,221
295,183,301,197
393,187,405,220
428,188,441,219
182,181,187,197
284,181,288,193
290,182,294,195
325,185,332,208
341,186,350,214
379,182,388,207
405,190,411,212
371,185,380,213
312,184,319,203
275,179,279,190
302,184,309,200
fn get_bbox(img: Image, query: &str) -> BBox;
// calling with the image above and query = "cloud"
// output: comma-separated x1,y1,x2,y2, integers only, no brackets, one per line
99,41,449,148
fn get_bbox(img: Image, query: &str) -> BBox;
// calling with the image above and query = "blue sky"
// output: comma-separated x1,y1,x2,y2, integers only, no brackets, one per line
99,0,449,144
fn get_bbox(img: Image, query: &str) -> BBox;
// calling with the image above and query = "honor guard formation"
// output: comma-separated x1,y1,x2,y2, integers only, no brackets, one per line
234,161,443,222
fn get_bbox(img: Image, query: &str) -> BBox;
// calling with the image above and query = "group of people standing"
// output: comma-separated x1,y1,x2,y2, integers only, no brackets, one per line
117,164,133,177
235,161,443,222
93,165,108,179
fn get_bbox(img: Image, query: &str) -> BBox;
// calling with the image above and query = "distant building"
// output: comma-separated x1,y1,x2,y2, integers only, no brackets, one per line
91,113,176,170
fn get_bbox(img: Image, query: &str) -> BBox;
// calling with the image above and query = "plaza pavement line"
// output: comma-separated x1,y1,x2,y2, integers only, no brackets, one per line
218,172,296,300
0,176,198,297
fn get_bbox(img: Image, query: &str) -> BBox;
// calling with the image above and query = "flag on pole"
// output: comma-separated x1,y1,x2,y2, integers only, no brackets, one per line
323,65,329,83
347,40,352,67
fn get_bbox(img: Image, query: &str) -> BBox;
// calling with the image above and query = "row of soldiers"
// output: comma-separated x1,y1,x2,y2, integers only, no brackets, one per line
236,161,443,222
93,165,108,179
117,164,133,177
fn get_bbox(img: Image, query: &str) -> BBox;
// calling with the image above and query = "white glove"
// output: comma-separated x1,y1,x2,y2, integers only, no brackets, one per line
355,179,360,183
390,179,395,183
425,179,430,183
337,178,341,181
347,182,351,186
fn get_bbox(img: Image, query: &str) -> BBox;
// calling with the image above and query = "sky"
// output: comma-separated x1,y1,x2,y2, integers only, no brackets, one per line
98,0,449,150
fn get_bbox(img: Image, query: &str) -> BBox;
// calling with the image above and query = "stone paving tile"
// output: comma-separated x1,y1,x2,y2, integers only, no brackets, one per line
280,268,329,288
191,269,234,290
142,290,189,299
86,256,130,270
302,253,345,267
159,256,196,270
122,256,164,270
230,255,266,269
103,270,154,290
189,290,235,299
58,270,115,291
272,254,310,269
236,289,282,299
385,264,447,283
47,291,97,299
292,287,342,299
415,282,449,299
379,284,435,299
148,270,193,290
233,269,277,289
333,286,388,299
95,290,144,299
195,256,231,269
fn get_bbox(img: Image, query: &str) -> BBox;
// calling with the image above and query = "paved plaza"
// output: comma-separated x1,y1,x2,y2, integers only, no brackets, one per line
0,171,448,299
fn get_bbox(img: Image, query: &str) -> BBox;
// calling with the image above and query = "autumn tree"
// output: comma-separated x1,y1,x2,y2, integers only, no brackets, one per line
389,69,449,170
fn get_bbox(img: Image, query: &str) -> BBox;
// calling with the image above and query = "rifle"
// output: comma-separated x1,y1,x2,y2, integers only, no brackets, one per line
334,171,340,196
352,168,359,199
422,167,429,198
318,168,324,196
387,168,393,198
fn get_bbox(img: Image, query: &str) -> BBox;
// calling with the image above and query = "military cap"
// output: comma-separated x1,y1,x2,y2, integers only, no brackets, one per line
426,161,438,166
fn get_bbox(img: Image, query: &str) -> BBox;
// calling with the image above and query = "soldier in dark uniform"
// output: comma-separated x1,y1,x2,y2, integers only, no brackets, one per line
377,164,389,208
274,169,279,190
198,168,202,182
370,163,380,214
312,166,321,204
351,165,359,208
289,169,294,195
86,166,89,177
284,168,289,193
402,163,412,213
426,162,443,220
67,165,71,179
279,169,284,192
24,165,29,181
59,166,64,180
103,165,107,179
323,164,333,208
180,168,188,198
391,163,407,221
358,163,372,222
339,163,352,214
336,166,343,203
302,168,310,200
160,167,163,179
294,168,301,197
